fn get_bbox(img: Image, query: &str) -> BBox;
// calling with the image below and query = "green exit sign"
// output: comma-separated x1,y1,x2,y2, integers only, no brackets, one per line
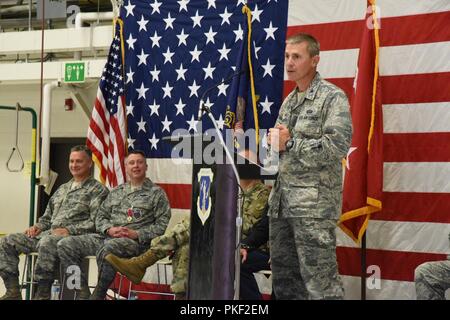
64,62,85,83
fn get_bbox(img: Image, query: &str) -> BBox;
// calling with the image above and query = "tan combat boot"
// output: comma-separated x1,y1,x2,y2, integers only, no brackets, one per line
105,250,160,284
0,276,22,300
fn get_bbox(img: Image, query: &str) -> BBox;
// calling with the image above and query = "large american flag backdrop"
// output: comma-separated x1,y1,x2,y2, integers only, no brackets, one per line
93,0,450,299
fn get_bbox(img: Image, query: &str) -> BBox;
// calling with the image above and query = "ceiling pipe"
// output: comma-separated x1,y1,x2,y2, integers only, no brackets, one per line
39,80,60,191
74,11,114,60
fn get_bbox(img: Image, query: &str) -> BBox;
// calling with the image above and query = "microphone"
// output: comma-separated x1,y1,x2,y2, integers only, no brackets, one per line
197,68,247,121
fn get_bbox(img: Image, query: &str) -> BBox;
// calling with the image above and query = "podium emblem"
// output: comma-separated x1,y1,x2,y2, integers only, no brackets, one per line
197,168,214,226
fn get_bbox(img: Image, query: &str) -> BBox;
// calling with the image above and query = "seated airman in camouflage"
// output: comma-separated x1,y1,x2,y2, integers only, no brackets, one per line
104,168,270,300
57,150,171,300
0,145,108,300
414,232,450,300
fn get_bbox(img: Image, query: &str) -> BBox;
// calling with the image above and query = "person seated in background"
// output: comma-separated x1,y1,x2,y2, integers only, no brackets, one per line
105,149,270,300
414,232,450,299
0,145,108,300
107,218,190,300
57,150,171,300
240,214,272,300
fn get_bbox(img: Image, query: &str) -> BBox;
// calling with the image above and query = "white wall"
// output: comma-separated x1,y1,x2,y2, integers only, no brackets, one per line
0,83,97,231
0,83,98,297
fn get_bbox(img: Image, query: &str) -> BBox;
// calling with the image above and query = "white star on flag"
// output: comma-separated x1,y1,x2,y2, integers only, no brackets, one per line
164,12,176,30
188,80,201,97
126,33,137,50
162,116,173,133
126,67,134,84
137,117,146,132
218,43,231,61
150,31,162,48
150,66,160,82
260,96,273,114
252,4,263,22
150,0,162,14
191,10,203,28
136,83,149,100
175,98,186,115
187,115,198,132
203,62,216,80
148,133,160,150
177,0,189,12
148,99,160,116
162,82,173,98
124,1,135,17
264,21,278,40
175,63,188,81
137,15,149,32
262,58,275,77
137,49,149,66
177,29,189,46
126,102,135,116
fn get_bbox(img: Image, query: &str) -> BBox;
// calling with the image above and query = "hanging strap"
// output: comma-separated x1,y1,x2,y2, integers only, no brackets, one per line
6,103,25,172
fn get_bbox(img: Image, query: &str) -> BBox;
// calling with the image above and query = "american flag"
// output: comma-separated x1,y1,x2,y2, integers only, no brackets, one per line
87,21,127,188
121,0,287,157
92,0,450,299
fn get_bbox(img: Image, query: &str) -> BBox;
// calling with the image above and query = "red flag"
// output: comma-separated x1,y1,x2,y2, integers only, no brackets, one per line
87,19,127,188
339,0,383,243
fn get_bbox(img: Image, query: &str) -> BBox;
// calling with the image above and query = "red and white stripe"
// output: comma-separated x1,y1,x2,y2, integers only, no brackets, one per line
87,90,127,188
145,0,450,299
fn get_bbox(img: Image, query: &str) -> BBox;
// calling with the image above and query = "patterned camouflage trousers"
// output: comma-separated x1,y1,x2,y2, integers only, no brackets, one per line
415,260,450,300
149,220,190,294
58,234,147,295
0,233,64,282
57,234,104,292
270,216,344,300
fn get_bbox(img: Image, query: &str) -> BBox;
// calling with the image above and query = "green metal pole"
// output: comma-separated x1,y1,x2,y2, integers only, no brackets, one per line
0,105,37,300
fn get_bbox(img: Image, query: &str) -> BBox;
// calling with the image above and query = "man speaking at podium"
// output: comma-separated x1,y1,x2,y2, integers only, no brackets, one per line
267,33,352,300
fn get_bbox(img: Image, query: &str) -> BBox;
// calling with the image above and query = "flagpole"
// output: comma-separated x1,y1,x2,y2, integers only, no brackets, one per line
361,233,367,300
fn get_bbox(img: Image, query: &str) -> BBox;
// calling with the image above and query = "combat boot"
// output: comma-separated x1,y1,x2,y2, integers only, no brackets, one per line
105,250,159,284
0,275,22,300
32,280,51,300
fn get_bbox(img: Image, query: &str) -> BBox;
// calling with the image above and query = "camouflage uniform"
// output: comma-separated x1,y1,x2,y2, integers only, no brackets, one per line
148,181,269,296
268,72,352,299
242,182,270,240
242,182,270,252
0,177,108,283
415,232,450,299
57,178,170,297
147,219,190,295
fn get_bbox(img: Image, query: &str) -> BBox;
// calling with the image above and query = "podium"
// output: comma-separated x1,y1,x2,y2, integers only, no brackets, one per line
162,134,276,300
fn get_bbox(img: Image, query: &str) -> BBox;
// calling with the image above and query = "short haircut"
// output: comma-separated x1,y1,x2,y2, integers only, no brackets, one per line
126,150,146,160
70,145,92,158
286,33,320,57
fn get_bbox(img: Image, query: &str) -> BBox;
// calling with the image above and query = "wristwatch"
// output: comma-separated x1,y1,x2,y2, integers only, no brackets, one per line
285,138,294,151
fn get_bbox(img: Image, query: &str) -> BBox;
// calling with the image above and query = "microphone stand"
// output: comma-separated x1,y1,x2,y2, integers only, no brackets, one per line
200,101,243,301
